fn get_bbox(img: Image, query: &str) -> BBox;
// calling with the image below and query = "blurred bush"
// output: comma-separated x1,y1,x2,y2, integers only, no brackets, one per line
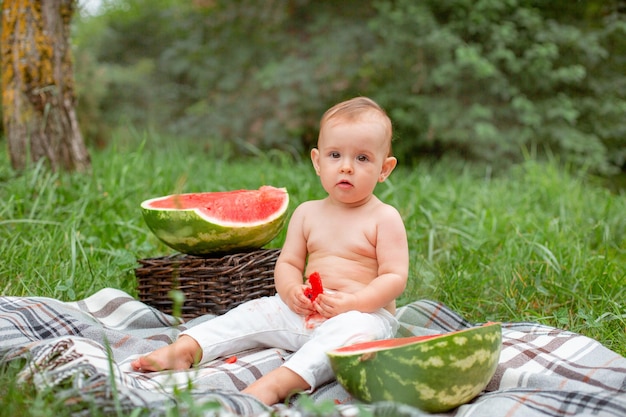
72,0,626,174
365,0,626,174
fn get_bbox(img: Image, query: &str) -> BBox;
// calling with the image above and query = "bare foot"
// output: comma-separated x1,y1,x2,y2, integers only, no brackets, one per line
131,335,201,372
243,367,310,405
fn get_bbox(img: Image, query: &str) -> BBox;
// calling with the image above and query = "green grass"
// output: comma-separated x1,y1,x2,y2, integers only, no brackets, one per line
1,131,625,415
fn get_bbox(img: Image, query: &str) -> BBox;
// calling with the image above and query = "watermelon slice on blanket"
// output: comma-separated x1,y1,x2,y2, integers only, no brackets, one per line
141,186,288,255
327,322,502,413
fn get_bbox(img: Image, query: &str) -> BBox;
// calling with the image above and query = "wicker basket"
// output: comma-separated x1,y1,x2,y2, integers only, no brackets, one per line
135,248,280,319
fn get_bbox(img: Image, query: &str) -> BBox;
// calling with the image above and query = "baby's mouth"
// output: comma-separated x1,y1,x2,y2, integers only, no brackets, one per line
337,179,353,187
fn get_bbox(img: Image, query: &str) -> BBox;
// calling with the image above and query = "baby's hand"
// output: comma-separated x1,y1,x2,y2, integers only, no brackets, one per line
286,284,316,316
313,291,358,318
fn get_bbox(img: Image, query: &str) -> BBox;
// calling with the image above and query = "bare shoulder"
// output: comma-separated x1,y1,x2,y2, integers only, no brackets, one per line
292,199,323,217
372,199,404,224
297,199,324,210
288,200,325,229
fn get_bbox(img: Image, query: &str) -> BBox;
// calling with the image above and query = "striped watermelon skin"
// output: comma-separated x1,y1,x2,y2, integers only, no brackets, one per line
327,322,502,413
141,187,288,255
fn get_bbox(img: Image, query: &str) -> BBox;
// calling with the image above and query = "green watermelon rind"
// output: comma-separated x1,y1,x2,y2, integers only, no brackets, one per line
141,189,288,255
327,322,502,413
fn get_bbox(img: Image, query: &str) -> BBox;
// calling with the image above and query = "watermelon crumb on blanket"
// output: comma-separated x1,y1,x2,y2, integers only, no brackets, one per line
327,322,502,413
304,272,324,301
141,186,288,255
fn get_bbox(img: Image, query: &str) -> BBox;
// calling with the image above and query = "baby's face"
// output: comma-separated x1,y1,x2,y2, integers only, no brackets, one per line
312,117,394,206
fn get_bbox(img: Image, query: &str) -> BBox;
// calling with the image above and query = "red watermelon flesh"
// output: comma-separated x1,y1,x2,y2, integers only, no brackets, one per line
333,333,441,352
146,186,285,224
304,272,324,301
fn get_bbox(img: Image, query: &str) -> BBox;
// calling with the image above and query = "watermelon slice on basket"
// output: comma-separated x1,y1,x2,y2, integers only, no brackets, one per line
141,186,288,255
327,322,502,413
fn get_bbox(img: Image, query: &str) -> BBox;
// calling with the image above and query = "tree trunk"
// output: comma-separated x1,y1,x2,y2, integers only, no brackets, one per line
1,0,90,172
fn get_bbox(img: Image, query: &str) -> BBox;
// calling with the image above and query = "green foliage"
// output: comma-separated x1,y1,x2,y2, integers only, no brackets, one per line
406,159,626,351
365,0,626,174
71,1,625,174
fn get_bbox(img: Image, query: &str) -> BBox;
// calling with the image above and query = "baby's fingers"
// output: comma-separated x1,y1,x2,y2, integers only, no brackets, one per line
313,297,337,318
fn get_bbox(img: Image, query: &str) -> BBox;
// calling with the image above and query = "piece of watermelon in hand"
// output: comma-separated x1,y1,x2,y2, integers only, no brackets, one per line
304,272,324,301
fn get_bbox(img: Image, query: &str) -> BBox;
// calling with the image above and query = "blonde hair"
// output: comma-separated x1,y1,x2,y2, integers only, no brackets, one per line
320,97,393,152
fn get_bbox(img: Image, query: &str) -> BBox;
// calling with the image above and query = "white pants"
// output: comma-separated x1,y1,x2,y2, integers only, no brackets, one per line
182,294,398,390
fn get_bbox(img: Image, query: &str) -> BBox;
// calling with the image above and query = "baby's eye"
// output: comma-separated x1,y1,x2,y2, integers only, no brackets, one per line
357,155,369,162
330,151,340,158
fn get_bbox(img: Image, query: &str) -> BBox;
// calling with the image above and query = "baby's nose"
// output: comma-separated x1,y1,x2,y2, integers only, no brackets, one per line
340,160,354,173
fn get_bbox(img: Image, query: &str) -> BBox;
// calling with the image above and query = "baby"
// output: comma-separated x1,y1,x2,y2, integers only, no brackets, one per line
132,96,409,405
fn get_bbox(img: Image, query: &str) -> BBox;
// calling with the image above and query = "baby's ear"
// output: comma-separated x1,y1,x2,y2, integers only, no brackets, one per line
379,156,397,182
310,148,321,175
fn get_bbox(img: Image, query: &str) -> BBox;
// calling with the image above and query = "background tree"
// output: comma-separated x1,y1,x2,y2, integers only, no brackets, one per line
364,0,626,174
72,0,625,176
1,0,90,172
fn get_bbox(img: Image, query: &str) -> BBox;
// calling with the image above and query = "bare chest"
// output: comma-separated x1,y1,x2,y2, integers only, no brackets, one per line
304,213,378,257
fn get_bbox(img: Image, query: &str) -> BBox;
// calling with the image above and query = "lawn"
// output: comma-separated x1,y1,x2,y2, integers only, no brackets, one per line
1,132,625,414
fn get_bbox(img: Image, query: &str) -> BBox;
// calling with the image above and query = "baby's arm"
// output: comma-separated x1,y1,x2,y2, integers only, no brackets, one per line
314,205,409,316
274,204,316,316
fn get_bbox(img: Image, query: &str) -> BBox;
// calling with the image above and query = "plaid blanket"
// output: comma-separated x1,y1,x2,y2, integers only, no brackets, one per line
1,288,625,416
